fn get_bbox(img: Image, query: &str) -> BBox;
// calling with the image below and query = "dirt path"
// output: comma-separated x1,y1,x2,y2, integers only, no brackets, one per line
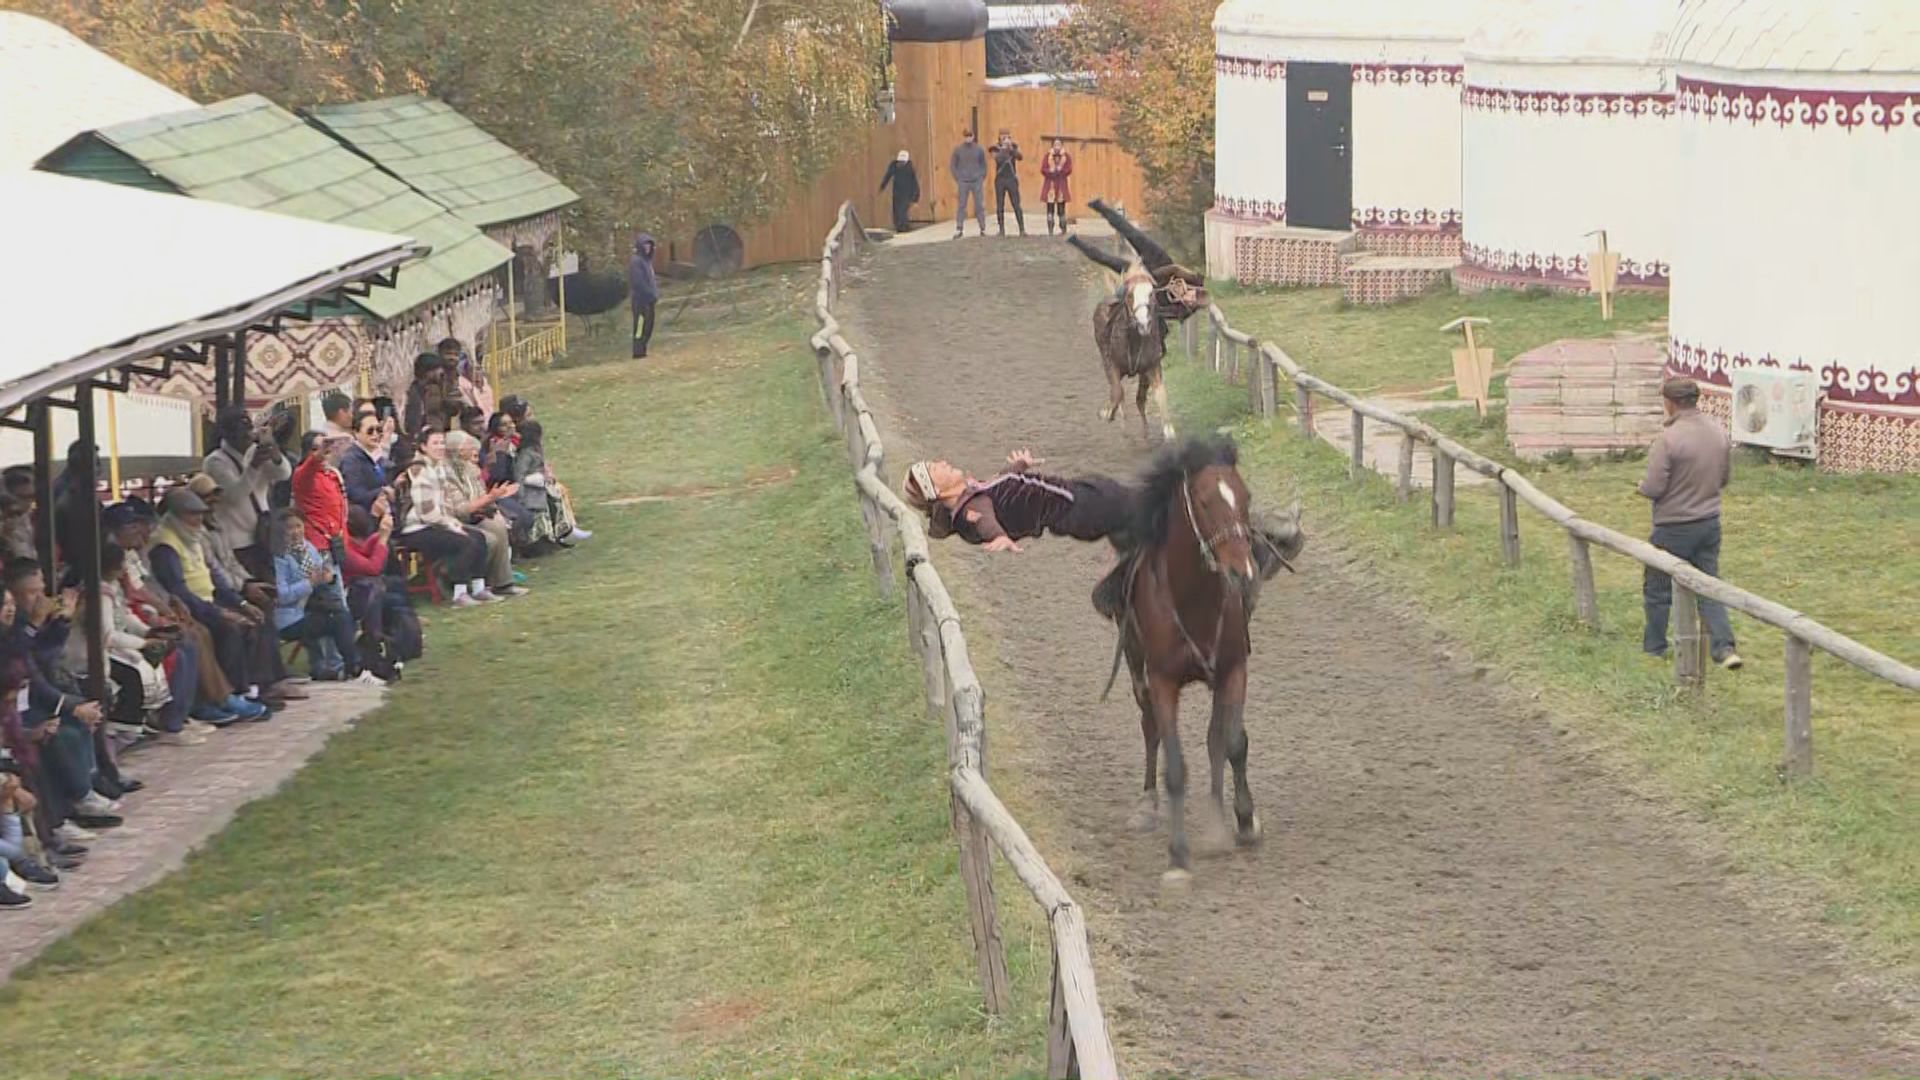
839,236,1915,1078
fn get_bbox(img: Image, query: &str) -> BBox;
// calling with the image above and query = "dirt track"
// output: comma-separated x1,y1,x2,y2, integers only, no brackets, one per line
839,235,1916,1078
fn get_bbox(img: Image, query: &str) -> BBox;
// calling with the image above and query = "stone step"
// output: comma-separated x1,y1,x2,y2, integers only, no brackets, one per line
1340,255,1459,306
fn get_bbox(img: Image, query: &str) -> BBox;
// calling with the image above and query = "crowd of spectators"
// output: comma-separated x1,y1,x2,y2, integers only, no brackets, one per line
0,338,592,909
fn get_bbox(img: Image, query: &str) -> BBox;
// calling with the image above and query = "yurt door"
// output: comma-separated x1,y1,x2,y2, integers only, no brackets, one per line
1286,63,1352,231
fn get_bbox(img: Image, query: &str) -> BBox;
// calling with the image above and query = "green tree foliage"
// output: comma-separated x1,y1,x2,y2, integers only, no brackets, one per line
1053,0,1217,261
14,0,887,262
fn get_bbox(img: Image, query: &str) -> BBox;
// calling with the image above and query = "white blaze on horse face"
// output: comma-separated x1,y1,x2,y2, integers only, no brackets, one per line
1216,479,1236,511
1128,279,1153,332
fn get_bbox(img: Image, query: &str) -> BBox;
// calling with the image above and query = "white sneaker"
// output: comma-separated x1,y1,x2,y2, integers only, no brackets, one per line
353,670,385,687
186,720,218,735
471,589,506,604
58,823,98,844
79,793,121,815
451,593,483,609
155,730,208,747
567,529,592,542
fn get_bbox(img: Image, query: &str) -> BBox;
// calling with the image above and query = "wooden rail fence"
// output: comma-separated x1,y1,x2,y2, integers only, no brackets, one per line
1194,305,1919,779
811,203,1121,1079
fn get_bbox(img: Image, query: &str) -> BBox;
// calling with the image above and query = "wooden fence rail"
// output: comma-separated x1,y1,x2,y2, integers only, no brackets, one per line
812,203,1121,1079
1194,305,1919,780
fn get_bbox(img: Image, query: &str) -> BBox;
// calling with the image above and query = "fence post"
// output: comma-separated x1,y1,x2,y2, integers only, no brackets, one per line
1183,316,1197,363
1267,356,1285,421
1498,485,1521,567
1396,432,1416,501
1431,453,1456,529
1295,383,1314,438
1047,944,1077,1080
863,494,895,596
1209,317,1221,374
1673,585,1706,691
1783,635,1814,778
1567,534,1600,629
1348,410,1367,480
953,791,1014,1016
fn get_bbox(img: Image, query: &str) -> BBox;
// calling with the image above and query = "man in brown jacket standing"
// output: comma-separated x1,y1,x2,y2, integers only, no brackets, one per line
1638,377,1741,669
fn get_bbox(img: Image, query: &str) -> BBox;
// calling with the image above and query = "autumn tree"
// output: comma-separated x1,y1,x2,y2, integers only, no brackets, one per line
1053,0,1218,260
12,0,887,265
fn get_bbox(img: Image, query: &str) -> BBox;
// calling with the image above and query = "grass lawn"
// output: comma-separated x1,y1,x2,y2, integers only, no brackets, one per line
1176,285,1920,969
1209,281,1668,396
0,286,1049,1077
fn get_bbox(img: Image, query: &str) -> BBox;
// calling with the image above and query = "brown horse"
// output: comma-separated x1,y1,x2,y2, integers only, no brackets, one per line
1070,200,1207,443
1094,436,1303,882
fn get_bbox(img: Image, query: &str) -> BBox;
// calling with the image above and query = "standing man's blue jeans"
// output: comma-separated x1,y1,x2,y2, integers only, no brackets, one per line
955,180,986,234
1643,515,1736,660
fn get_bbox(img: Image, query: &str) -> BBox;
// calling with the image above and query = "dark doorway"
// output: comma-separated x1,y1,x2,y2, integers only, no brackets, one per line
1286,62,1353,231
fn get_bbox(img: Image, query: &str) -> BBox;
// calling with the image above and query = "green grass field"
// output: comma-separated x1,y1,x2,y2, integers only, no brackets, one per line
1179,285,1919,969
0,294,1049,1077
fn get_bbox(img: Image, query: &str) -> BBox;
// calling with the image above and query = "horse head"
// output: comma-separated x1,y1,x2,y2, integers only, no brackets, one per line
1184,459,1258,591
1123,264,1156,335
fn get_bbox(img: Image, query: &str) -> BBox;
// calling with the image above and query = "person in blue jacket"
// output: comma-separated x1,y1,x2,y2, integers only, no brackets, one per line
628,233,659,360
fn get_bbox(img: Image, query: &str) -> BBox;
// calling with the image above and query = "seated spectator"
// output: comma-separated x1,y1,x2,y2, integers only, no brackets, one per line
145,490,272,720
0,492,32,562
3,561,118,846
398,429,500,608
293,430,352,563
339,410,392,513
500,399,590,543
442,337,496,417
342,505,405,680
271,508,368,683
319,390,355,439
106,500,239,725
443,431,528,596
191,474,278,615
403,354,458,436
66,542,202,746
2,767,58,904
513,421,591,548
457,405,488,444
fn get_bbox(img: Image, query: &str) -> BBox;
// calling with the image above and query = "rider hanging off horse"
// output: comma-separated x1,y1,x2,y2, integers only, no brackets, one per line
1068,199,1209,441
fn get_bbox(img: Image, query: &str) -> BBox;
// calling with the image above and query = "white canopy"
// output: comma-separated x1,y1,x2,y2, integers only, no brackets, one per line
0,12,196,172
0,172,425,413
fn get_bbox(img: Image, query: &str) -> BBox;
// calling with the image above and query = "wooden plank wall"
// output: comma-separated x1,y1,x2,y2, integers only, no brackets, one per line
716,39,1148,269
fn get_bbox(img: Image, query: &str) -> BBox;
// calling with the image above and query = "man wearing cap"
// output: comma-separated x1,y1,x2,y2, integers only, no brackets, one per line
203,408,290,582
188,474,278,614
146,489,272,719
106,500,241,724
1638,377,1741,670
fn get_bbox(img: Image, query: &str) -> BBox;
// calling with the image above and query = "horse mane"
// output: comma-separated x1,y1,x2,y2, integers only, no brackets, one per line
1129,434,1239,548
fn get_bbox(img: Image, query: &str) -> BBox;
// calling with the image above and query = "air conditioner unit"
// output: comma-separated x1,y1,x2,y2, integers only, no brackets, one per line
1728,367,1819,459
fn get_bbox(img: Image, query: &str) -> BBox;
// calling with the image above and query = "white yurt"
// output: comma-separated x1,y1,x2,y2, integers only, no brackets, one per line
1459,0,1680,293
1209,0,1483,282
1667,0,1920,473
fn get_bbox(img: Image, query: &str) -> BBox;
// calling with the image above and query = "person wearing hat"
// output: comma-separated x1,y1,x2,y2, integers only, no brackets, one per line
189,473,278,614
1638,377,1741,670
104,500,239,724
902,449,1138,553
879,149,920,235
145,488,271,720
202,407,290,582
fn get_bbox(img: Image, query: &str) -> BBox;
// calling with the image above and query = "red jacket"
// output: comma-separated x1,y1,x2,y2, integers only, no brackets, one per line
1040,151,1073,204
343,531,388,580
292,454,347,550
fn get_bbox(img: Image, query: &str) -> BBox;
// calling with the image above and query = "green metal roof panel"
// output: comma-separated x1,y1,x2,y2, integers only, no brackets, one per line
305,95,578,228
69,94,508,321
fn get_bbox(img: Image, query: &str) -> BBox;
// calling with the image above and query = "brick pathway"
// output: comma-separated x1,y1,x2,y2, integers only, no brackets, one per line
0,682,384,982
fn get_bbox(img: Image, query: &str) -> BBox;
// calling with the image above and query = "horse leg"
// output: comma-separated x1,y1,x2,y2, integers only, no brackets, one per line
1150,671,1191,881
1207,691,1229,833
1218,662,1260,846
1135,371,1153,439
1126,641,1159,832
1102,360,1125,423
1152,369,1176,441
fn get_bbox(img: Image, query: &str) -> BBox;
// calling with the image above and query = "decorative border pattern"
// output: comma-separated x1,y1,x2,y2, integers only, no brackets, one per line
1668,339,1920,408
1214,195,1286,222
1355,63,1462,87
1462,243,1670,287
1354,207,1462,232
1463,85,1674,118
1215,55,1286,80
1675,76,1920,132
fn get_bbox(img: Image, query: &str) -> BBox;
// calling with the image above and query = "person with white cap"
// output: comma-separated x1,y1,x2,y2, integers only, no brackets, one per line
879,149,921,234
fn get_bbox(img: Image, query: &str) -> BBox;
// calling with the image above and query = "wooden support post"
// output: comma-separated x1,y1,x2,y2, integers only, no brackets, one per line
74,391,106,705
1295,384,1314,438
1783,635,1813,778
1349,410,1366,481
556,218,569,354
104,389,121,496
1567,534,1600,629
1673,585,1706,691
1183,316,1197,363
1432,453,1456,529
861,495,894,597
505,248,519,347
1396,432,1415,502
230,330,248,407
954,793,1013,1017
30,402,54,583
1499,484,1521,566
1047,944,1078,1080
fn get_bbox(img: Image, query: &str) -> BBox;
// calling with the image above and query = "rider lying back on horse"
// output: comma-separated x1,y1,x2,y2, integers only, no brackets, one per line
1069,198,1209,333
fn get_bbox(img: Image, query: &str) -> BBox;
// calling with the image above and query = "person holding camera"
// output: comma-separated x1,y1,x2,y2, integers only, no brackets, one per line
204,407,291,582
989,129,1025,237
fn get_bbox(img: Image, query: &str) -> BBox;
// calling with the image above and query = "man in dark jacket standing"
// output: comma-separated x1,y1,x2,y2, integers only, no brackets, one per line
1638,377,1741,669
950,131,988,239
629,233,659,360
989,129,1025,237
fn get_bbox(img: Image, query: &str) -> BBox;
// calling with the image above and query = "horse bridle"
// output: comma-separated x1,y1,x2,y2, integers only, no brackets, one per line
1180,471,1250,577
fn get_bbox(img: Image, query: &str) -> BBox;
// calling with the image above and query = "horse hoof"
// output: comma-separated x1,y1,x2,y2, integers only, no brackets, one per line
1161,868,1193,889
1236,814,1264,847
1127,808,1159,833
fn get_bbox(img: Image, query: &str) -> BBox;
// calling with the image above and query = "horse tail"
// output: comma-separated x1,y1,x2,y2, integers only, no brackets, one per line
1101,627,1127,702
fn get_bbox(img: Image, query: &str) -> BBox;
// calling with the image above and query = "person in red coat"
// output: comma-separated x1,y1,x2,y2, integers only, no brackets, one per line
1040,139,1074,237
291,431,350,561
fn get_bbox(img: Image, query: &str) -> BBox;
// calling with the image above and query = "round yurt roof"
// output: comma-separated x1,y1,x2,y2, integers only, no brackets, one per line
1467,0,1679,65
886,0,988,43
1215,0,1484,44
1669,0,1920,74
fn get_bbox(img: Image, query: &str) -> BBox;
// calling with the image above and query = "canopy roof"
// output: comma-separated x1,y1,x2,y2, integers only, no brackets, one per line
1469,0,1679,66
0,12,195,172
0,171,423,413
1215,0,1484,44
41,95,510,321
1671,0,1920,73
305,96,579,229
